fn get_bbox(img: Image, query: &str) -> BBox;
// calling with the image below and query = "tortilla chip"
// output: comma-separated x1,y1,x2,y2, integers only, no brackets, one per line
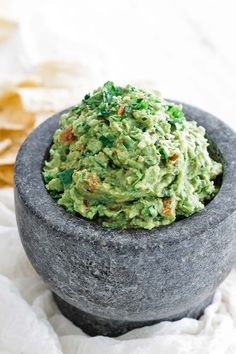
0,89,35,178
0,164,14,185
0,122,24,131
0,129,25,142
0,142,21,165
16,79,42,88
0,139,11,154
0,91,36,132
0,18,17,42
37,61,82,89
18,87,77,113
0,179,8,188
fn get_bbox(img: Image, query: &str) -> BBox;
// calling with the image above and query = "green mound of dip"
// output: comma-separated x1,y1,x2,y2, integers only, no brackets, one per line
43,81,222,229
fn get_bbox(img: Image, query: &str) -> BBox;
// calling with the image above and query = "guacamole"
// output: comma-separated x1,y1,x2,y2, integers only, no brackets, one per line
43,82,222,229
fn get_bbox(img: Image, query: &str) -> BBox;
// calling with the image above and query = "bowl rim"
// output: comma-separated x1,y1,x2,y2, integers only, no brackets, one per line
14,102,236,248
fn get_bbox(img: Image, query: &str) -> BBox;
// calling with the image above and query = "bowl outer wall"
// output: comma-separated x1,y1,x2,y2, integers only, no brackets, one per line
14,103,236,322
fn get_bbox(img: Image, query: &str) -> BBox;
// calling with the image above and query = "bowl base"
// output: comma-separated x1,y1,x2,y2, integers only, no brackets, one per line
53,292,214,337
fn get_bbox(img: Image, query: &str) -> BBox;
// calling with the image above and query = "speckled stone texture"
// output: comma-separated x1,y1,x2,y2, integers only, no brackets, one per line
14,103,236,337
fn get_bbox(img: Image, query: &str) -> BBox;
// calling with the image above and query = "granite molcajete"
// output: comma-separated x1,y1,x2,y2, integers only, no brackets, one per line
14,103,236,337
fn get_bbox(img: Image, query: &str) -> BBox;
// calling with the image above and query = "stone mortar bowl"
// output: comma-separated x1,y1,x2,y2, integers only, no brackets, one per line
14,102,236,337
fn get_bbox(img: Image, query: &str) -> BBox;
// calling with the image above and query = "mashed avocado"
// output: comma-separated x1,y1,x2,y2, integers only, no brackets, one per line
43,82,222,229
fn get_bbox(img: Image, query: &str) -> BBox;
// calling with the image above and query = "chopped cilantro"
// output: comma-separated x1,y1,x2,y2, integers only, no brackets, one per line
99,135,115,147
43,174,53,183
49,190,62,200
84,93,90,100
124,105,132,113
129,97,149,110
159,147,169,159
71,104,82,115
83,91,103,109
58,168,75,185
167,105,184,123
97,110,110,117
102,81,122,104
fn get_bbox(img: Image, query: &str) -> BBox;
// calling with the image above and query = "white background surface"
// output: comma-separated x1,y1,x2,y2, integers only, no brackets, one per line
0,1,236,353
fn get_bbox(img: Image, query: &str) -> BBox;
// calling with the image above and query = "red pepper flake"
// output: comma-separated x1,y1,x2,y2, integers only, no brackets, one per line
118,105,125,116
169,154,178,162
60,126,76,143
163,197,172,216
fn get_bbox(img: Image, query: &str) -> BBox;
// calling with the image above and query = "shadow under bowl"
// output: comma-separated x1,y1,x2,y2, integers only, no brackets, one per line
14,102,236,337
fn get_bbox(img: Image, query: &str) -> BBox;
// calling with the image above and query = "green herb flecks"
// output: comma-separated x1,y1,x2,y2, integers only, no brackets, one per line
99,135,115,147
44,82,223,230
102,81,122,104
58,168,75,186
